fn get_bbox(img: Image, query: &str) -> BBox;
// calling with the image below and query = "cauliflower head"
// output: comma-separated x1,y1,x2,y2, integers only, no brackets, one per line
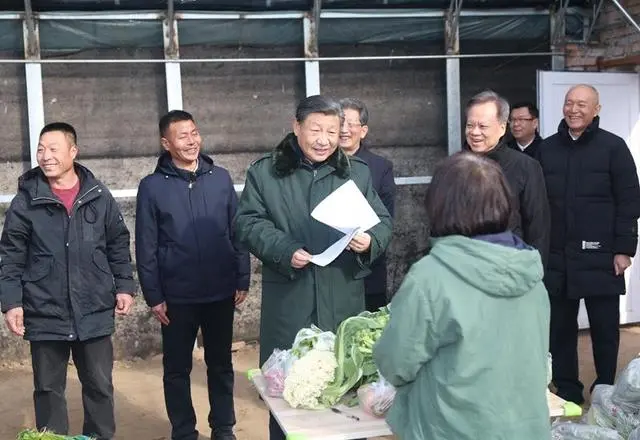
283,348,337,409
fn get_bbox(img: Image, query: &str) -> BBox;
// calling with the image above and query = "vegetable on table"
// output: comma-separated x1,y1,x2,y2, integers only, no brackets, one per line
268,306,391,410
290,325,335,358
319,307,390,407
283,348,338,409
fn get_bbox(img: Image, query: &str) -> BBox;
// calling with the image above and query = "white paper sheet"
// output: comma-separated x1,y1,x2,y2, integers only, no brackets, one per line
310,228,359,267
308,180,381,267
311,180,381,233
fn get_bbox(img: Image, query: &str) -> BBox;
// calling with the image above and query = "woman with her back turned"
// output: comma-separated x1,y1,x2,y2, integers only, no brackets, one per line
374,152,551,440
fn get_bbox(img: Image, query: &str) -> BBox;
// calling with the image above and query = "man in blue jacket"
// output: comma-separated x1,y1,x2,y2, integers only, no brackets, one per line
135,110,250,440
339,98,396,310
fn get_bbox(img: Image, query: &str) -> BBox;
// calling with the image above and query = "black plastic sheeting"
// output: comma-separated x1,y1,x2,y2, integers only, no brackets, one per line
1,0,589,12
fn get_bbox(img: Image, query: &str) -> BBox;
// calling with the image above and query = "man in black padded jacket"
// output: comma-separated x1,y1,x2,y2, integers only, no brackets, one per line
464,90,550,266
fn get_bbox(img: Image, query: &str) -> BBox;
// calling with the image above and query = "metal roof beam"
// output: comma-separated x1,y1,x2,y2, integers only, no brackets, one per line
583,0,605,43
0,7,587,21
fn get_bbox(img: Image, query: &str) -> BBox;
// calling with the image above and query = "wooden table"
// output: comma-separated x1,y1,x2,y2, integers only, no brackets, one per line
248,370,580,440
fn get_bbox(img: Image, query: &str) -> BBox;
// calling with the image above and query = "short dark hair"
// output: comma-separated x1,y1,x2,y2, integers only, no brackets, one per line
296,95,343,123
159,110,195,137
339,98,369,125
427,152,513,238
510,101,539,119
40,122,77,145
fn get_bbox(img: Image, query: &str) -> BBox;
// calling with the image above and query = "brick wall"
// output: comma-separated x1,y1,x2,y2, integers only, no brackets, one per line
565,0,640,71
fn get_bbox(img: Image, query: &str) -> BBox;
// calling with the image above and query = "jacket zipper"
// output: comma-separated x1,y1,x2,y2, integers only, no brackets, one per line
309,167,319,316
187,178,203,269
66,185,100,339
33,185,100,339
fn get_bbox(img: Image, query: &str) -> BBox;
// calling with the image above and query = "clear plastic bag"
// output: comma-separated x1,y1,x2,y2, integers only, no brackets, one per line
630,426,640,440
550,421,624,440
291,325,335,357
613,358,640,411
357,376,396,417
587,384,640,438
587,385,617,430
262,349,297,398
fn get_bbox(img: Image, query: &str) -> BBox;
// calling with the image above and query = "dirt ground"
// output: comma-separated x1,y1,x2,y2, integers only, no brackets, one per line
2,328,640,440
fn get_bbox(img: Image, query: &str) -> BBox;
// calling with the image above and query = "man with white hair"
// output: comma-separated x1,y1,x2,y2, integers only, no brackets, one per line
538,84,640,405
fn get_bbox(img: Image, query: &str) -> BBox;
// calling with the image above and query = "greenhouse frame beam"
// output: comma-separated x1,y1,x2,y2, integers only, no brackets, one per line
0,176,433,204
303,0,321,97
445,0,463,156
549,0,570,71
0,52,561,64
0,7,582,22
164,0,183,111
23,0,44,169
583,0,605,43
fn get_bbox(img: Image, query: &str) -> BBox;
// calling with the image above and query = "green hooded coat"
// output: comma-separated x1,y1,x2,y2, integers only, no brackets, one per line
374,233,551,440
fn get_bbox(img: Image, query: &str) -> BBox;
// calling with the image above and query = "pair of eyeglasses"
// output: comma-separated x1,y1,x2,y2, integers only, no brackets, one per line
344,122,362,129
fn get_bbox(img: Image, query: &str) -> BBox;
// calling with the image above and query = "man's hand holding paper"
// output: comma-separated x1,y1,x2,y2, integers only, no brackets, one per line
347,232,371,253
309,180,380,266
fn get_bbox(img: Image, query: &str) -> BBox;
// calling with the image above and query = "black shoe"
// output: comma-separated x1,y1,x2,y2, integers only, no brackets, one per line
556,391,585,406
211,430,236,440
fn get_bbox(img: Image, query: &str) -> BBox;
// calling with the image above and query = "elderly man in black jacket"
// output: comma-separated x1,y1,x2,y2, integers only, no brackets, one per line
538,84,640,405
339,98,396,311
464,90,550,264
0,122,135,440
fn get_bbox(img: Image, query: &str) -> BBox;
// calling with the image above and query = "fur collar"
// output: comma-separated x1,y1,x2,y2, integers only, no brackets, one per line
272,133,351,178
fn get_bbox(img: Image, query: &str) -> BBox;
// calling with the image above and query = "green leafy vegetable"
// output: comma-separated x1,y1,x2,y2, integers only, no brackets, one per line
17,430,93,440
319,307,390,407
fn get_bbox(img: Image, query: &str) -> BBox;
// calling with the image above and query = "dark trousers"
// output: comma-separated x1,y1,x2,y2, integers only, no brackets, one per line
365,293,388,312
269,414,285,440
162,296,236,440
550,295,620,404
30,335,115,440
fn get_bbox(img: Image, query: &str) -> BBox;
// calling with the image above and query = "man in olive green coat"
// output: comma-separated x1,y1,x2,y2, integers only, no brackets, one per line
234,95,392,440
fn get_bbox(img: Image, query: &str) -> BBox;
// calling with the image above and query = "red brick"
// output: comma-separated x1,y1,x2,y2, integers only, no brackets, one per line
602,26,635,40
618,35,640,47
589,47,607,57
630,41,640,55
566,55,598,67
606,45,628,58
628,1,640,13
599,9,619,27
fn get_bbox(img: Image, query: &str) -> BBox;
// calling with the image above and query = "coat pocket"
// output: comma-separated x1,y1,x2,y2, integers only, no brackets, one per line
80,250,116,315
262,266,295,284
575,238,614,272
22,254,53,282
22,254,64,318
